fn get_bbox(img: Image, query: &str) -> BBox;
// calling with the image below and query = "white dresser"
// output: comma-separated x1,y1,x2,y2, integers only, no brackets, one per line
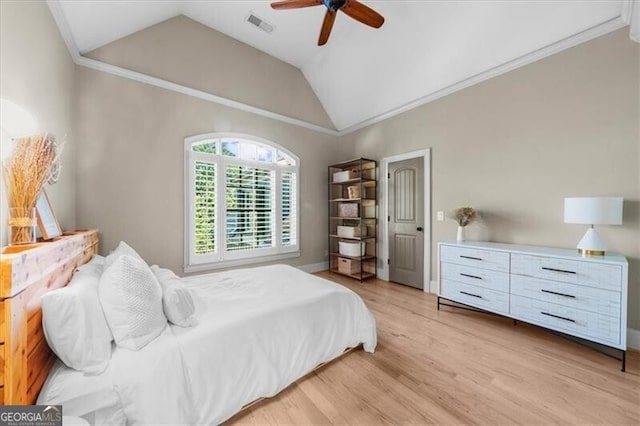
438,240,628,370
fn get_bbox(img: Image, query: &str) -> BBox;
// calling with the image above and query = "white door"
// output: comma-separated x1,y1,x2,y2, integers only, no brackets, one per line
388,157,424,289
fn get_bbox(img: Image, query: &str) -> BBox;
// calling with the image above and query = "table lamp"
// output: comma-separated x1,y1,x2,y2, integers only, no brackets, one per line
564,197,623,256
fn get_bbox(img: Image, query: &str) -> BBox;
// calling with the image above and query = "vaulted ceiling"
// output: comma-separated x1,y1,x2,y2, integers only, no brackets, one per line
52,0,630,133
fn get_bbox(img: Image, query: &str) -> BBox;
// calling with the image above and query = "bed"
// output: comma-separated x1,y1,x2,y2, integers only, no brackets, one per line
34,249,377,424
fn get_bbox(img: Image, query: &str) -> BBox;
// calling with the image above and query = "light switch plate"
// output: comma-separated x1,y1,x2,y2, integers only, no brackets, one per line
437,211,444,221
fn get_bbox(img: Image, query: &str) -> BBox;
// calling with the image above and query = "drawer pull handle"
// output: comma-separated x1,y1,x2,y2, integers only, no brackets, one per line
460,255,482,261
460,273,482,280
541,289,575,298
460,291,482,299
541,311,575,323
541,267,576,275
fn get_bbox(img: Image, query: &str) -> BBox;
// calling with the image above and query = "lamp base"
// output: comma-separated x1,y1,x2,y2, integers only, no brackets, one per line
577,248,605,256
577,227,607,256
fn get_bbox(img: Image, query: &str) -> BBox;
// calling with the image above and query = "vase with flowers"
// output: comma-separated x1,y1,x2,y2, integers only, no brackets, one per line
452,207,477,242
3,134,59,245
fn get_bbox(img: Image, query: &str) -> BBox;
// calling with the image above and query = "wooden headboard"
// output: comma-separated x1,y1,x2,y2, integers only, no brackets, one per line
0,229,98,405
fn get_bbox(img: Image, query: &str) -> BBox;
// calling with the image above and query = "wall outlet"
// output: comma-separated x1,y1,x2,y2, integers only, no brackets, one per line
437,211,444,221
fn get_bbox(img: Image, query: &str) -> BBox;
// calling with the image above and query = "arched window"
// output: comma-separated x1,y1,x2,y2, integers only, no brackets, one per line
185,133,299,272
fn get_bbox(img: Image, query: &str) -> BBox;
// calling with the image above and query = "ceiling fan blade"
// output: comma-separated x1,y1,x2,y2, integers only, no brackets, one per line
340,0,384,28
271,0,323,10
318,9,337,46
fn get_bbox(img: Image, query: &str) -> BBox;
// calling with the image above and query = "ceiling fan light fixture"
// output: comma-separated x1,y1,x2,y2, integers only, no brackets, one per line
247,12,275,34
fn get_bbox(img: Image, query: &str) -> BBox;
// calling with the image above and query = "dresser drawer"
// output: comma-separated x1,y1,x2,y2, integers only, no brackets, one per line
511,254,622,291
440,245,509,273
441,279,509,315
510,295,620,347
441,262,510,293
511,275,621,318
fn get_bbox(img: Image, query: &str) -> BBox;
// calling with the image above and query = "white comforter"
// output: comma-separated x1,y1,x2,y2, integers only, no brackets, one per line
108,264,376,424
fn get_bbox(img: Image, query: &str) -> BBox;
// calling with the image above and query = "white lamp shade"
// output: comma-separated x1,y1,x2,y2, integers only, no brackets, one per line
564,197,623,225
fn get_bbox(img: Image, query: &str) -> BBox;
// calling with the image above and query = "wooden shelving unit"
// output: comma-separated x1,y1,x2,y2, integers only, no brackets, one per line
328,158,377,281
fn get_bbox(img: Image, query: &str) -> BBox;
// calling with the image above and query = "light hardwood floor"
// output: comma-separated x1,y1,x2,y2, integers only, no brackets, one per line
228,272,640,425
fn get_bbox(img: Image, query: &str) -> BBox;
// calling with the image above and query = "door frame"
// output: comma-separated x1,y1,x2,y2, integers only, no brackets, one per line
379,149,431,293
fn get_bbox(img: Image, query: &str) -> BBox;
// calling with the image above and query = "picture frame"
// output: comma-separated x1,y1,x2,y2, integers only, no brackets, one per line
36,189,62,240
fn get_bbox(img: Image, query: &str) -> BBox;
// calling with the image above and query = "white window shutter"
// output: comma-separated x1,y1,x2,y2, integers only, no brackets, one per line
225,165,276,252
281,171,297,247
193,160,216,255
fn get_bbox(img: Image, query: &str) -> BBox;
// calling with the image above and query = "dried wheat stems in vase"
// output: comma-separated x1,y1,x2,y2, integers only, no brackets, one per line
3,134,59,244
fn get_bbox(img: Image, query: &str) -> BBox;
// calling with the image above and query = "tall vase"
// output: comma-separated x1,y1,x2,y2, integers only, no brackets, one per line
8,207,37,245
456,225,465,242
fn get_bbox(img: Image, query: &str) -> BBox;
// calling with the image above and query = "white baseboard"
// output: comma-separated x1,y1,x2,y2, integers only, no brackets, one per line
628,328,640,350
427,280,437,294
297,261,329,274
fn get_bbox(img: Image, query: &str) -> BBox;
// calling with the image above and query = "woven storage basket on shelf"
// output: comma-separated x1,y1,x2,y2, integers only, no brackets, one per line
347,185,360,199
336,225,366,238
337,203,358,218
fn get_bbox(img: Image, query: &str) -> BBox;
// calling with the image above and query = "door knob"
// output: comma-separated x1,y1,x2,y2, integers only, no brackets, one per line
417,227,423,232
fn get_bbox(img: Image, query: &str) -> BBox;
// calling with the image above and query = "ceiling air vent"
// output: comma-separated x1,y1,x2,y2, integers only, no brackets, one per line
247,13,274,34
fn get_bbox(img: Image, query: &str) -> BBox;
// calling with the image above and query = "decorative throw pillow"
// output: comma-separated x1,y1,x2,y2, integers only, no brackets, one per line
104,241,146,270
42,270,113,374
99,255,167,350
150,265,197,328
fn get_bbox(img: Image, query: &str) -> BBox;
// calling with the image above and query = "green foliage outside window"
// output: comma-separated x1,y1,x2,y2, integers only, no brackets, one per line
194,162,215,254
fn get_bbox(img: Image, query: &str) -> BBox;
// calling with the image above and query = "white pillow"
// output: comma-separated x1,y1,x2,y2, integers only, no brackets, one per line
150,265,179,286
75,254,105,277
99,255,167,350
71,254,114,341
104,241,145,269
42,271,113,374
150,265,197,328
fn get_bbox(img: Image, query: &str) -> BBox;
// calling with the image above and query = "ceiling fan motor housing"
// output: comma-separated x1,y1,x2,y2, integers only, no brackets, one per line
324,0,346,12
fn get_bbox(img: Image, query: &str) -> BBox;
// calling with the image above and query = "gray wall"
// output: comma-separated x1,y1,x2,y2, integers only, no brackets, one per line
0,0,77,245
338,29,640,330
74,66,339,273
86,15,335,130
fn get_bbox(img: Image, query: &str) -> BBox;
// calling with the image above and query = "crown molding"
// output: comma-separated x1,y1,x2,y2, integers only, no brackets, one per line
75,56,340,136
47,0,628,137
337,16,628,135
46,0,339,137
621,0,633,24
47,0,81,63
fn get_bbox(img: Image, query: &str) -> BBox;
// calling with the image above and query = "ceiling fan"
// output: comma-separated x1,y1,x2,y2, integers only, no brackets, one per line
270,0,385,46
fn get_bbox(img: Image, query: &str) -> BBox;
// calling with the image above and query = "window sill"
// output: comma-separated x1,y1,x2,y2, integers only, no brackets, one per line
184,251,300,274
